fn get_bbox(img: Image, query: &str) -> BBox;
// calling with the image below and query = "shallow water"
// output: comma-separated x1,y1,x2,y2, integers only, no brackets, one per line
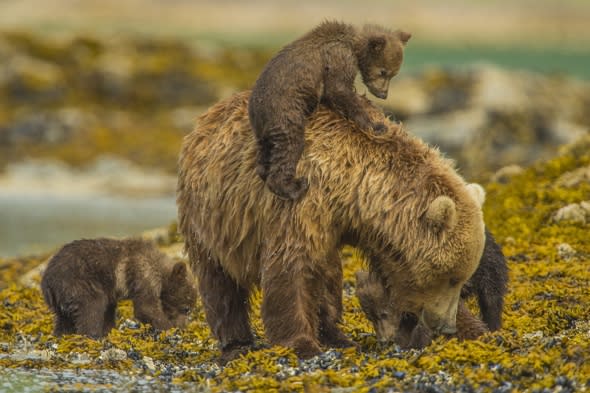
0,192,176,258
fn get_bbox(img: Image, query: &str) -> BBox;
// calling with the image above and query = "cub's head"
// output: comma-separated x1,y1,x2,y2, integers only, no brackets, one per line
161,261,197,328
357,25,411,99
355,271,398,342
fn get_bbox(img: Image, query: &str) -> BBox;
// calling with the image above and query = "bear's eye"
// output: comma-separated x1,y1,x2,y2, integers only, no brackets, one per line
449,277,460,287
379,311,389,319
181,306,191,315
380,69,388,78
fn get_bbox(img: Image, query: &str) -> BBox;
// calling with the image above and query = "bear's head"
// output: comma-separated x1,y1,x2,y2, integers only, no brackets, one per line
160,261,198,328
356,270,489,347
357,25,411,99
378,183,486,337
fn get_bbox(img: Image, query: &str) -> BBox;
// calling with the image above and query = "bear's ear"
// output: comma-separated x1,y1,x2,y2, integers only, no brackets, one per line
425,196,457,232
466,183,486,207
355,271,370,287
171,262,188,279
368,35,387,53
396,30,412,46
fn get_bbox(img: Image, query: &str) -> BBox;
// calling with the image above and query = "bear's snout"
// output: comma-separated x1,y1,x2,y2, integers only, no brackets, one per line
419,291,460,336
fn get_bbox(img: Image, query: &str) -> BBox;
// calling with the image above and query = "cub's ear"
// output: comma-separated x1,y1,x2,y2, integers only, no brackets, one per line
425,196,457,232
171,262,188,279
396,30,412,45
466,183,486,207
355,271,370,287
368,35,387,53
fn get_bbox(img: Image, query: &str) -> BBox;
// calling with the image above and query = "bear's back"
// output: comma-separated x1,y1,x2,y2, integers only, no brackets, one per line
179,91,477,275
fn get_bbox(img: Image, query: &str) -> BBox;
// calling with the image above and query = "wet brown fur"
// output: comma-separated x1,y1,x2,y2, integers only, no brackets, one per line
41,238,197,338
177,91,485,360
356,227,508,348
249,21,411,200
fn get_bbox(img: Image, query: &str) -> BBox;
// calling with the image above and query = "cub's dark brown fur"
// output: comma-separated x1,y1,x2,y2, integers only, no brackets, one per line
356,228,508,348
461,228,508,331
41,238,197,338
249,21,411,200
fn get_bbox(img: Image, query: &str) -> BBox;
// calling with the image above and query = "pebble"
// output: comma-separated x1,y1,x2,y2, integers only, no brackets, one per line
553,202,590,224
143,356,156,371
490,165,524,183
100,348,127,362
556,243,576,260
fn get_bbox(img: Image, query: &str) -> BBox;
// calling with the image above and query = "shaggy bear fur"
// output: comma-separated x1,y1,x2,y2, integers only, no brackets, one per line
41,238,197,338
249,21,411,200
356,227,508,347
177,91,485,360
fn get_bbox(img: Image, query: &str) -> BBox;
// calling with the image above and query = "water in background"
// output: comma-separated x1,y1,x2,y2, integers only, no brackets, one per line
0,193,176,258
0,158,177,258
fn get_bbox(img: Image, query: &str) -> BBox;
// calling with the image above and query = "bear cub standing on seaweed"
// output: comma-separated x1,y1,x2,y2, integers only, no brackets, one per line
249,21,411,200
41,238,197,338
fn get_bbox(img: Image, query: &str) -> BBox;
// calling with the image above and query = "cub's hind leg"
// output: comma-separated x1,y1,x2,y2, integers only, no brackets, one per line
261,123,309,201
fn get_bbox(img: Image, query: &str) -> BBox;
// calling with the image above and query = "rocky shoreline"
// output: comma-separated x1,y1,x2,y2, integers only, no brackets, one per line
1,31,589,392
1,136,589,392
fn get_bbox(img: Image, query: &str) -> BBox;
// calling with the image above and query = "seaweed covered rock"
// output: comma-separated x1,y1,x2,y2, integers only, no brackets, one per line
0,32,276,172
384,65,590,178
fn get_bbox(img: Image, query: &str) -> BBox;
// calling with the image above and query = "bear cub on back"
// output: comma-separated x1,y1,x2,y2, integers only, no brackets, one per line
41,238,197,338
249,21,411,200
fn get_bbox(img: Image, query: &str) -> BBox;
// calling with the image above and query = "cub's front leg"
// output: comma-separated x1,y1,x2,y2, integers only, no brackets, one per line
322,88,386,134
132,291,173,331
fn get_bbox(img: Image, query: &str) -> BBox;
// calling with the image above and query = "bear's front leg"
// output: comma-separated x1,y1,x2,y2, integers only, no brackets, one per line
194,254,254,364
260,245,322,359
318,251,356,349
132,292,174,331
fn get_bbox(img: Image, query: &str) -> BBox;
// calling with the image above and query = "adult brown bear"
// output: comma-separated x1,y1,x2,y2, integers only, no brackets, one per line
177,91,485,361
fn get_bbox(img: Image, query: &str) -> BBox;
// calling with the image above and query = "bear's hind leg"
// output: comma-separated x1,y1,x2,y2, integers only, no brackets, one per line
74,295,108,339
263,124,309,201
197,258,254,363
261,245,322,358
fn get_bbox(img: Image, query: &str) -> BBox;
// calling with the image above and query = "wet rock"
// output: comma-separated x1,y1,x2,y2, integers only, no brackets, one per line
553,202,590,224
0,109,90,146
0,54,65,104
385,65,590,178
490,165,524,183
142,356,156,371
18,259,48,288
119,319,141,330
557,243,577,260
100,348,127,362
555,166,590,188
523,331,544,340
70,352,92,365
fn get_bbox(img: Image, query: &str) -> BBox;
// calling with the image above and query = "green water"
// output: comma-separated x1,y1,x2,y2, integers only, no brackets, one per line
193,31,590,80
403,43,590,80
